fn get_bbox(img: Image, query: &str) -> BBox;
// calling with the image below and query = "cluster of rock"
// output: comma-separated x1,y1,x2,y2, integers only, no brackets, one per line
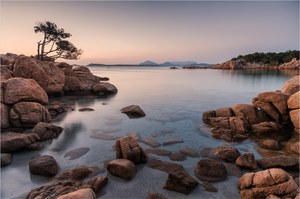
211,58,300,70
1,54,117,96
202,75,299,147
202,75,300,198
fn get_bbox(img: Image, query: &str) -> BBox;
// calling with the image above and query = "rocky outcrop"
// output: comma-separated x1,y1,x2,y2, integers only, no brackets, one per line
0,67,13,81
3,77,48,105
281,75,299,95
57,188,96,199
146,157,184,173
9,102,50,128
12,55,65,95
107,159,136,181
0,53,17,66
238,168,298,199
27,166,107,198
194,158,227,182
121,105,146,118
32,122,63,141
164,169,198,194
278,58,300,70
115,136,147,164
1,132,40,153
29,155,59,177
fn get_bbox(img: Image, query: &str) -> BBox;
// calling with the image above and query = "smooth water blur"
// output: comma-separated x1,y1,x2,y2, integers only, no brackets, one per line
1,67,297,199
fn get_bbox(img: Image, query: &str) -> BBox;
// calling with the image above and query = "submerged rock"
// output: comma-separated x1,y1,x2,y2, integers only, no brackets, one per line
142,137,161,148
238,168,298,199
29,155,59,177
169,152,186,161
147,192,167,199
179,147,199,157
120,105,146,118
194,158,227,182
162,137,184,146
202,182,218,192
164,169,198,194
107,159,136,181
78,108,95,112
144,148,172,156
64,147,90,161
146,157,184,173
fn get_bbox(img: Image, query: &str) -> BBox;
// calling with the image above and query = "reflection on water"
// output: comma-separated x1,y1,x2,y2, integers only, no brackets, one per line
1,67,297,199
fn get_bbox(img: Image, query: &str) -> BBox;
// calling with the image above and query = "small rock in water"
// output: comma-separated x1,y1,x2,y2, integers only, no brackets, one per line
213,145,241,163
223,162,242,177
144,148,172,156
202,182,218,192
179,147,199,157
164,169,198,194
91,128,120,134
151,129,174,137
107,159,136,181
142,137,161,148
147,192,167,199
162,137,184,146
79,108,95,112
169,152,187,161
64,147,90,160
194,158,227,182
90,133,117,140
1,153,12,167
29,155,59,177
120,105,146,118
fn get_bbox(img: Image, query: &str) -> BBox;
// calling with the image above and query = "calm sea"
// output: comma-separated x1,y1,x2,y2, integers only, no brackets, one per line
1,67,297,199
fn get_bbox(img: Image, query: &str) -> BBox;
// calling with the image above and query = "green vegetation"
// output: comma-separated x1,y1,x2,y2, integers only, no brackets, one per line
231,50,299,65
34,21,83,61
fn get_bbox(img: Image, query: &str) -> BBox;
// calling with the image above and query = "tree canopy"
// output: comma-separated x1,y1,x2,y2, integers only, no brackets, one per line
231,50,299,65
34,21,82,61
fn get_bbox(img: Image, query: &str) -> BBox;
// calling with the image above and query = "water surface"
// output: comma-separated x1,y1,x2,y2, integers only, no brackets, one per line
1,67,296,199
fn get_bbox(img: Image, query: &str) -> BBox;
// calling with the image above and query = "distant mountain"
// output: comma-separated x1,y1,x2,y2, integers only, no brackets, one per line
139,60,158,66
159,61,212,67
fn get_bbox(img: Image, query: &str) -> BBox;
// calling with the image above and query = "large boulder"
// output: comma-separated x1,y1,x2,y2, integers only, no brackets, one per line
1,103,10,128
12,55,65,95
29,155,59,177
232,104,259,125
107,159,136,181
290,109,300,129
92,82,118,95
238,168,298,199
3,77,48,105
57,188,96,199
253,101,281,121
194,158,227,182
80,176,108,193
32,122,63,141
215,107,234,117
64,75,90,92
115,136,147,164
253,92,289,115
257,155,299,171
9,102,50,128
281,75,300,95
1,132,40,153
287,91,300,109
164,169,198,194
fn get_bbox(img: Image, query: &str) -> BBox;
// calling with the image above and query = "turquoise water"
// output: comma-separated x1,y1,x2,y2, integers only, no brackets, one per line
1,67,296,199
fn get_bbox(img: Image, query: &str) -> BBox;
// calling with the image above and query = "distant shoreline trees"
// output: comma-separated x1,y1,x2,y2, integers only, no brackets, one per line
34,21,82,61
231,50,299,65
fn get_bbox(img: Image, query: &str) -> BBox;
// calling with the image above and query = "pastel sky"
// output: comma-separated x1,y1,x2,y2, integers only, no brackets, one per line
1,1,299,65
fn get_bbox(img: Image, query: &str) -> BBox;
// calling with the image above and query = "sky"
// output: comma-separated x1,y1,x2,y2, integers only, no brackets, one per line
0,1,299,65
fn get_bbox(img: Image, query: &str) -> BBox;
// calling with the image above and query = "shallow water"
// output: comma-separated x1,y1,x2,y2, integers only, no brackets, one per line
1,67,297,199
